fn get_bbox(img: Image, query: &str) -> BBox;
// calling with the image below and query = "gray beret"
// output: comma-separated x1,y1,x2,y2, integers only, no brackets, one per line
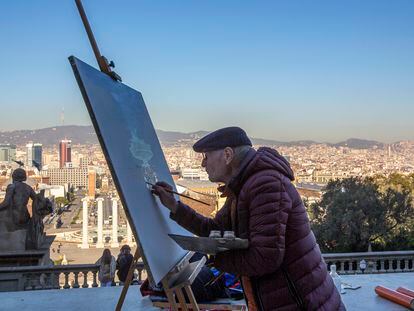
193,127,252,152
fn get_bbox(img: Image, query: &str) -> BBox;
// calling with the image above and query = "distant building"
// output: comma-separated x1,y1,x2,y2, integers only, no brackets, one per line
101,175,109,191
79,156,90,169
26,143,34,167
170,170,181,181
0,144,16,163
181,168,209,180
38,184,66,198
176,179,222,216
44,168,88,188
59,139,72,168
88,169,96,198
181,168,201,179
26,143,42,169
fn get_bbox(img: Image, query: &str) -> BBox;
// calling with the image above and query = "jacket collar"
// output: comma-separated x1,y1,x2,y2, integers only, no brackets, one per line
218,148,256,197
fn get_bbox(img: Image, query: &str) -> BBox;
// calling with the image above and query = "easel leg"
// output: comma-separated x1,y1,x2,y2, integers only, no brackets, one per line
176,288,189,311
115,248,140,311
184,285,200,311
162,280,179,311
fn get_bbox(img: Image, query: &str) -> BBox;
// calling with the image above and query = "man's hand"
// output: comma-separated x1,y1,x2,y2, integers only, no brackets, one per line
151,181,179,213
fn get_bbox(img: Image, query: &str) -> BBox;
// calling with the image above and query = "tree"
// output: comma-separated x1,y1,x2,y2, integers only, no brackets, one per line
310,177,414,253
373,173,414,194
55,197,69,213
377,187,414,250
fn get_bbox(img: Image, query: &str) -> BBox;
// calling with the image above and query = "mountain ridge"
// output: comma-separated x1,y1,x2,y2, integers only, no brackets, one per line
0,125,392,149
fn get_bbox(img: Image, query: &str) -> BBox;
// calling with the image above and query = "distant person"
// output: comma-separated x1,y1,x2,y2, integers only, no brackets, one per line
152,127,345,310
96,248,116,287
116,245,134,284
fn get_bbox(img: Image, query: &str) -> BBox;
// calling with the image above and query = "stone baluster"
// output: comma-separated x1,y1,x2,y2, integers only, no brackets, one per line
24,273,34,290
73,272,80,288
388,259,394,272
46,274,52,289
51,272,60,289
379,260,386,273
137,265,144,284
347,259,354,274
404,259,410,272
82,271,89,288
38,273,47,289
339,261,345,274
92,271,98,287
369,259,378,273
63,272,70,289
396,258,402,272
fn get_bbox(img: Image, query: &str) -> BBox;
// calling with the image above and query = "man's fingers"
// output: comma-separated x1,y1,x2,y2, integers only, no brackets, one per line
151,185,163,196
152,184,170,197
155,181,173,190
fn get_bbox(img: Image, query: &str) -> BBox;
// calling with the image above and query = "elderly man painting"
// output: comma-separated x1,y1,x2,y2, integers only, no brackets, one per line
152,127,345,310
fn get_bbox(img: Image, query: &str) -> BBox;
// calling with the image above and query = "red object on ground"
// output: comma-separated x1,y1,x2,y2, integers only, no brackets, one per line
375,286,414,309
397,287,414,298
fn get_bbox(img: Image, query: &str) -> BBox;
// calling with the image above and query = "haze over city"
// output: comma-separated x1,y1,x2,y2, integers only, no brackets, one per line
1,0,414,143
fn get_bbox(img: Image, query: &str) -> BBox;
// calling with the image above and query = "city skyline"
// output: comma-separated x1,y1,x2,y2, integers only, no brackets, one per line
0,124,413,146
1,1,414,143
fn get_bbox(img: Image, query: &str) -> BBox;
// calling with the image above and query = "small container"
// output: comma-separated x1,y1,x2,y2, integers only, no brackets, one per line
223,231,235,239
209,230,221,238
330,264,345,294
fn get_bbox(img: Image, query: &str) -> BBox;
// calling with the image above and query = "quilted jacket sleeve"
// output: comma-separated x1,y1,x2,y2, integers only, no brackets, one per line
170,201,229,237
214,173,292,277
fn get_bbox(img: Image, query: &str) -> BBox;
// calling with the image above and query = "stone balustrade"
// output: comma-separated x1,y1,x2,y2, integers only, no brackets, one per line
323,250,414,274
1,251,413,292
0,262,146,291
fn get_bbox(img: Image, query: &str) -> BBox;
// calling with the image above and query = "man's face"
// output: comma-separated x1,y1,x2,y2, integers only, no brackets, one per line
201,149,232,183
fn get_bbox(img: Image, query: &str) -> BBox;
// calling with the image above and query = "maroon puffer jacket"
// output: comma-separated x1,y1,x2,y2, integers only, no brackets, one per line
171,147,345,310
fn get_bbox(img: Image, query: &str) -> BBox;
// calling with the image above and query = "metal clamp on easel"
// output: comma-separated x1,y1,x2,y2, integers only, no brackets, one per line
74,0,122,82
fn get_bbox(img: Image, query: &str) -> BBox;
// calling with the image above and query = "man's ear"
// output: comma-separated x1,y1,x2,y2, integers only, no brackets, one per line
223,147,234,165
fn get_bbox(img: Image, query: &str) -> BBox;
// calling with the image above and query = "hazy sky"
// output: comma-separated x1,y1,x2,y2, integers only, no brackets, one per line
1,1,413,143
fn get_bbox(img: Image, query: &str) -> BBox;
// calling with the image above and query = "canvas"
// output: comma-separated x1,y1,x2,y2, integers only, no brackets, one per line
69,56,190,285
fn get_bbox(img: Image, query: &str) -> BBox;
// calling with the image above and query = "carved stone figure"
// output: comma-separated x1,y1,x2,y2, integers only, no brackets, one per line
0,168,52,250
0,168,35,232
26,189,53,249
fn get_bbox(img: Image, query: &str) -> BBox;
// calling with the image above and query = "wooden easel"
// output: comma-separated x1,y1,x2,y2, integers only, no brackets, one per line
73,2,245,310
74,0,122,82
115,248,141,311
115,249,204,310
116,249,246,311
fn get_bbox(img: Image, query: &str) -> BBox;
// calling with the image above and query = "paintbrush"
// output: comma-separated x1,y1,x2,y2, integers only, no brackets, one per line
204,272,225,287
146,182,211,206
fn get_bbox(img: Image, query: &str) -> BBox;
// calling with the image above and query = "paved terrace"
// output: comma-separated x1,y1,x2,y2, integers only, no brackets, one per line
1,273,413,310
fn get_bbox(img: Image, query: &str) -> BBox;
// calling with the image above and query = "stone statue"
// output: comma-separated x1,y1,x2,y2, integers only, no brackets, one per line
0,168,35,232
26,189,53,249
0,168,52,250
